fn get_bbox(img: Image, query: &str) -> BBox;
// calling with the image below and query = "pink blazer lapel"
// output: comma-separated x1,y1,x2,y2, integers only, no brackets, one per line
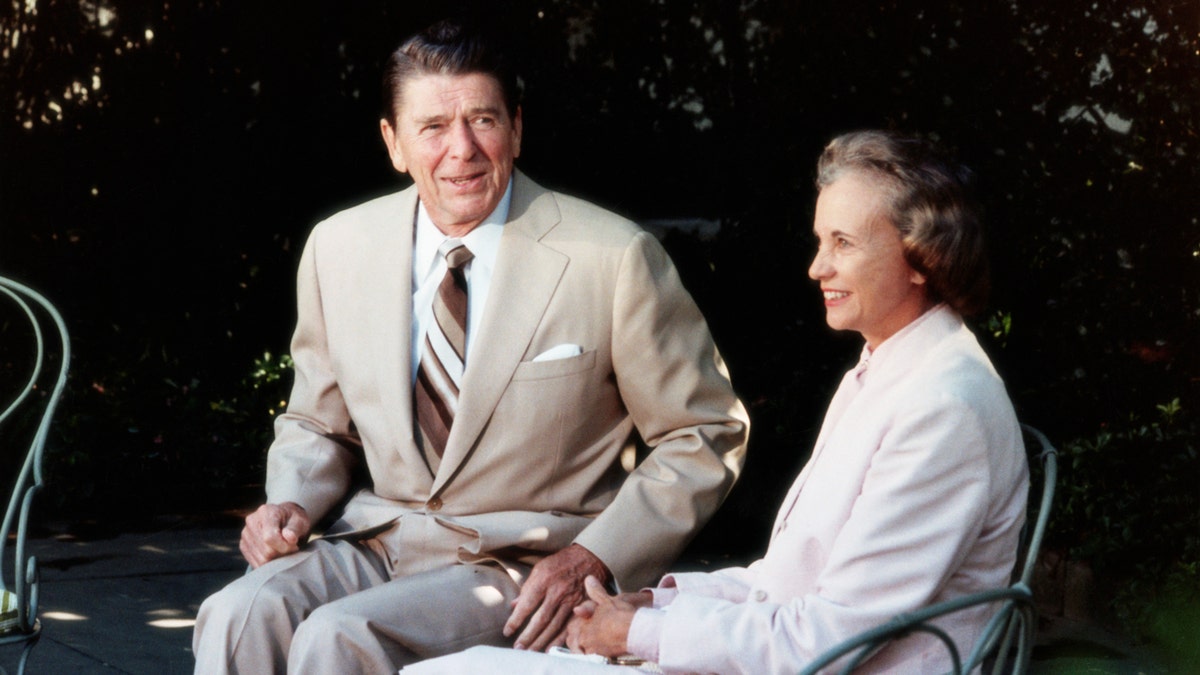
771,361,867,538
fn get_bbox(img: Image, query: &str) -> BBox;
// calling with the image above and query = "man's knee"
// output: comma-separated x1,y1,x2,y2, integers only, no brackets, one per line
193,583,257,674
194,569,310,658
289,602,409,671
196,571,321,675
204,572,295,624
291,602,355,649
194,581,247,648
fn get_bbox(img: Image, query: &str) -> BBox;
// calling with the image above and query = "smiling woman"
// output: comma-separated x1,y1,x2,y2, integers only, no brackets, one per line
812,131,990,322
808,171,933,349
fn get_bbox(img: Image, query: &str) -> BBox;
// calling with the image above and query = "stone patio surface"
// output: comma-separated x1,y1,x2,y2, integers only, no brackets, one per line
0,515,1171,674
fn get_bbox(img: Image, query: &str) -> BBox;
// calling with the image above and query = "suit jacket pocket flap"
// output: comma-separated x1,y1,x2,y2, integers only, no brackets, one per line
511,349,596,381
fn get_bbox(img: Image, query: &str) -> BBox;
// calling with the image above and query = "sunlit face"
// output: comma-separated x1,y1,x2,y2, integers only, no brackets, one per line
380,72,522,237
808,171,932,349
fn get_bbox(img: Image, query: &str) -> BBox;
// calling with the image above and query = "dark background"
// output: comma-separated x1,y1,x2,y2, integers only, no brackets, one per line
2,0,1197,648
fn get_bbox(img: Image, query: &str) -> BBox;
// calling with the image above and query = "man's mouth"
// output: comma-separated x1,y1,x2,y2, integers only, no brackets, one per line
445,173,485,187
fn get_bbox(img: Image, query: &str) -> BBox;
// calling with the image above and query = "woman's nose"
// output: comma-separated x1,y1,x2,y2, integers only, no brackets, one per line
808,249,829,281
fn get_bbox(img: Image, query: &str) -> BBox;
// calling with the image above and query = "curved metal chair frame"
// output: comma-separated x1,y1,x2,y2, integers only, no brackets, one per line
799,424,1058,675
0,277,71,675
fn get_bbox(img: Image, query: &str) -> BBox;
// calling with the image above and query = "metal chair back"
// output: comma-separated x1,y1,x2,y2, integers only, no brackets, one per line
799,423,1058,675
0,277,71,675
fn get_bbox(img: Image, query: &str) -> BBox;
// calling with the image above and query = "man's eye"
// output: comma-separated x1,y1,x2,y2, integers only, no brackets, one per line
472,116,496,128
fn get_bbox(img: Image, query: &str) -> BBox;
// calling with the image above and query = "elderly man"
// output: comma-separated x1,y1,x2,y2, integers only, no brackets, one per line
192,20,748,675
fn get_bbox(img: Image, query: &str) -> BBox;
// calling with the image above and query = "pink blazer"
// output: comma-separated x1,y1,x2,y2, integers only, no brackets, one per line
629,305,1030,674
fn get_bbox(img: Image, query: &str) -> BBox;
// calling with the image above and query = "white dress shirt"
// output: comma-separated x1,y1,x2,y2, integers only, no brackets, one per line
410,179,512,381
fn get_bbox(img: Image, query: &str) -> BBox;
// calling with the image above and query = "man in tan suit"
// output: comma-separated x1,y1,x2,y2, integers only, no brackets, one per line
192,20,748,675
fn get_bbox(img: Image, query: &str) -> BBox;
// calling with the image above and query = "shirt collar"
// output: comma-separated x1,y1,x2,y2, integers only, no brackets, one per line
858,303,954,375
414,177,513,282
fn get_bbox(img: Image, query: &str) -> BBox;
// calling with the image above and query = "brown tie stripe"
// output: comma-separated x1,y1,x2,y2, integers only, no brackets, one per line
415,240,474,469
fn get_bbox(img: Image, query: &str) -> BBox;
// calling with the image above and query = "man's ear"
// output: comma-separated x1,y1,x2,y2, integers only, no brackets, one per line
380,118,408,173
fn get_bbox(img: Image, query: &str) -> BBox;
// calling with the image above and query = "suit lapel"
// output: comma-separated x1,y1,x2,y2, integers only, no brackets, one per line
369,187,422,464
432,173,567,493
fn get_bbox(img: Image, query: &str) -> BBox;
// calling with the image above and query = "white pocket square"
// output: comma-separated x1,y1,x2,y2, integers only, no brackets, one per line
531,343,584,362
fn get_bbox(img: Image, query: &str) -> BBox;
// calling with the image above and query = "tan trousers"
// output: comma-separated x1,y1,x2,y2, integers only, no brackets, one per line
192,515,525,675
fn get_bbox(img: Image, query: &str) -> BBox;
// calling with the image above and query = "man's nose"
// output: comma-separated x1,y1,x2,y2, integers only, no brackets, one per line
448,120,478,159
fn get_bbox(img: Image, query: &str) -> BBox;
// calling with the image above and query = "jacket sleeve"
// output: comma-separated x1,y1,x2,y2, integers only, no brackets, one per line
659,565,759,604
573,231,750,590
264,225,359,525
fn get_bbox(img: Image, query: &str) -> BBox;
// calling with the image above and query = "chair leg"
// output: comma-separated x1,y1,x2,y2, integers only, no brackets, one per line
14,634,38,675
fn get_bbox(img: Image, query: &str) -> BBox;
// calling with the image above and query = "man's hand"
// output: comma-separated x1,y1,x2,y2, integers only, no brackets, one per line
240,502,312,568
565,575,638,658
503,543,610,652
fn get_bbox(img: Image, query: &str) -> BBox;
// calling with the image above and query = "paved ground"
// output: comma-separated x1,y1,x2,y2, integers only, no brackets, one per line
3,515,245,675
0,514,1173,674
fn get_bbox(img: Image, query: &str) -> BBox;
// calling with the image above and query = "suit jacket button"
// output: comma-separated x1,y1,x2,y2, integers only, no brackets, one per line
427,497,443,511
753,590,768,602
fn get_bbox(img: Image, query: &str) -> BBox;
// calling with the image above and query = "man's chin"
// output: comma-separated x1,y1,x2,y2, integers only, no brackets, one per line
440,200,498,228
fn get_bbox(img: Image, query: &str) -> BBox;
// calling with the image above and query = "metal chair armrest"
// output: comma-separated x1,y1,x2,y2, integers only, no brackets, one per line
798,585,1034,675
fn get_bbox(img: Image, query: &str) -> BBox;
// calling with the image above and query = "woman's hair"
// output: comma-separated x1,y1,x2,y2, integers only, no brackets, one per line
381,20,520,124
816,130,989,316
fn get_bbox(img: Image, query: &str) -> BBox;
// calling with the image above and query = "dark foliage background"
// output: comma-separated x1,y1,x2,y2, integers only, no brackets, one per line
2,0,1197,648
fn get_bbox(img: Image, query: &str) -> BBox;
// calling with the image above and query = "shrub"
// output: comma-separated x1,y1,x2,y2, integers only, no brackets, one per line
1048,398,1200,639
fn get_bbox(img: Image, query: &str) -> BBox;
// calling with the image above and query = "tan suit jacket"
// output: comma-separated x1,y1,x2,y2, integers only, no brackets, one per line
264,171,748,589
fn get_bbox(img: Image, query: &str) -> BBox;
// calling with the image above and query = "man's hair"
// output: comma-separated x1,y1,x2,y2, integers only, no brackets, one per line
381,20,520,123
816,130,990,316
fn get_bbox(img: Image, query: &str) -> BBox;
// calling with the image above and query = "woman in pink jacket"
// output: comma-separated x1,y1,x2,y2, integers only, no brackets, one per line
403,130,1030,674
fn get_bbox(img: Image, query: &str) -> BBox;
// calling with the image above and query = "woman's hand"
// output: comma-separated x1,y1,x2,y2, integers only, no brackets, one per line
565,575,646,658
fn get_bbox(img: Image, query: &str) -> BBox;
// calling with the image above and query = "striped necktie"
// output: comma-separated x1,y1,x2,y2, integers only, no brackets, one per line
415,239,473,473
